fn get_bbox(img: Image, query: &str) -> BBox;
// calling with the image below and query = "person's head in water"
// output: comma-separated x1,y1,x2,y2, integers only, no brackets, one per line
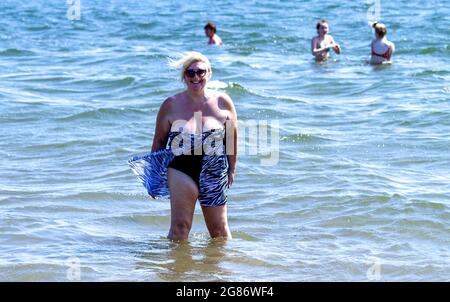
204,21,223,45
372,22,387,39
316,19,329,36
204,22,217,38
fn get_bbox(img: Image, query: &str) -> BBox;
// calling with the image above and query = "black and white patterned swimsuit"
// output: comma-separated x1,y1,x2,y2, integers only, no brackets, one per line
129,129,229,207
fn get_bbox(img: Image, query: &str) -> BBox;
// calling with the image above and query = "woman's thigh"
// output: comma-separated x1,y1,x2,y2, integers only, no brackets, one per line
201,204,230,233
167,168,199,223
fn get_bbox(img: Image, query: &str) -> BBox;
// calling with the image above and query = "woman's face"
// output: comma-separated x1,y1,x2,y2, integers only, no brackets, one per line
184,61,209,92
318,23,329,36
204,28,214,38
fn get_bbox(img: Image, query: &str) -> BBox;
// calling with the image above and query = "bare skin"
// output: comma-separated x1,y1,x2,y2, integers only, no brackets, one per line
152,61,237,241
369,35,395,65
311,22,341,61
205,28,223,46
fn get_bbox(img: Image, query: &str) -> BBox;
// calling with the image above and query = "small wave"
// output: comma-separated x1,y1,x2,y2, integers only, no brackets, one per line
419,47,443,55
125,33,154,41
11,97,83,106
15,76,73,83
414,70,450,76
0,87,84,106
23,139,100,150
407,200,446,211
224,82,258,96
393,218,446,230
203,81,259,96
26,24,51,31
231,230,259,241
12,205,97,214
273,95,310,104
215,84,310,104
0,116,38,124
280,133,336,143
228,46,260,56
0,48,34,57
135,21,157,29
90,76,136,88
53,107,144,122
60,191,151,202
206,80,228,90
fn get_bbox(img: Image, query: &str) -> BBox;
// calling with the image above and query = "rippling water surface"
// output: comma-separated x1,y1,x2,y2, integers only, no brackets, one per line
1,0,449,281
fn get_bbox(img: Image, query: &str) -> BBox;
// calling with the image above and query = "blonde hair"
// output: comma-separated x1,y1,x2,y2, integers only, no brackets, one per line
372,22,387,38
168,51,212,82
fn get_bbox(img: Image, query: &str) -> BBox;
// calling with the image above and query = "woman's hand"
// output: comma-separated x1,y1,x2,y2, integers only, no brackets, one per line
333,43,341,54
228,169,236,188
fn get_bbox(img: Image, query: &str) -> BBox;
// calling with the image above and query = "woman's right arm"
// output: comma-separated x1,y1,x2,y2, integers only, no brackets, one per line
151,98,172,152
387,42,395,59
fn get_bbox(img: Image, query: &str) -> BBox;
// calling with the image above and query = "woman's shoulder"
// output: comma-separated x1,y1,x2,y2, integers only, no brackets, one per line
214,34,223,45
388,40,395,49
214,91,235,112
207,89,232,106
211,90,232,102
164,92,185,104
160,92,184,111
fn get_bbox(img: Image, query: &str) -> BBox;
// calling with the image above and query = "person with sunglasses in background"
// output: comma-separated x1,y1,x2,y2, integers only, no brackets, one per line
129,52,237,241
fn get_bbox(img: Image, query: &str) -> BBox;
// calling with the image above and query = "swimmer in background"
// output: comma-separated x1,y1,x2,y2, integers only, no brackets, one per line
311,19,341,61
204,22,223,46
369,22,395,64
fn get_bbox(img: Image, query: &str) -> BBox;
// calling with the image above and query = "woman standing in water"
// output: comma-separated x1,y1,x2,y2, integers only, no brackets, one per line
311,19,341,61
129,52,237,241
369,22,395,64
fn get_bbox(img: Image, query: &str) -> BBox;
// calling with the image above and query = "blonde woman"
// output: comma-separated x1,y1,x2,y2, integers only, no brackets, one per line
370,22,395,64
129,52,237,241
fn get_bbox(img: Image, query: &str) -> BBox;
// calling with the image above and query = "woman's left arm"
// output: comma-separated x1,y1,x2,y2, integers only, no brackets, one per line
220,93,238,188
330,36,341,54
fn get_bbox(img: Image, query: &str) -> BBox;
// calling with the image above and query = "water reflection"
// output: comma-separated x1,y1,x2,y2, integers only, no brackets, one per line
134,236,231,281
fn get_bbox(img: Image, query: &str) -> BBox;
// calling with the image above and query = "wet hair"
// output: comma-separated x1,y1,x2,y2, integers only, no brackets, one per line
372,22,387,38
168,51,212,82
316,19,329,33
204,22,217,33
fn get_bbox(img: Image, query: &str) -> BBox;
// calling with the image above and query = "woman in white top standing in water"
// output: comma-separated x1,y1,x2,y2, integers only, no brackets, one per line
370,22,395,64
204,22,223,46
311,19,341,61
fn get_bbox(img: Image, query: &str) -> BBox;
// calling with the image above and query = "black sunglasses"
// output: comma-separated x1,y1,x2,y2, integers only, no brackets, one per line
184,69,207,78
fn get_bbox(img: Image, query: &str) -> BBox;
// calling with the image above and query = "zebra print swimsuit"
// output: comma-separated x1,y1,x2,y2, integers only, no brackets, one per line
128,128,229,207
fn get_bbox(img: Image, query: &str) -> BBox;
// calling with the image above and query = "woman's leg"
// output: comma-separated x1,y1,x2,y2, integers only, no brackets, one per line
167,168,199,240
201,205,232,239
